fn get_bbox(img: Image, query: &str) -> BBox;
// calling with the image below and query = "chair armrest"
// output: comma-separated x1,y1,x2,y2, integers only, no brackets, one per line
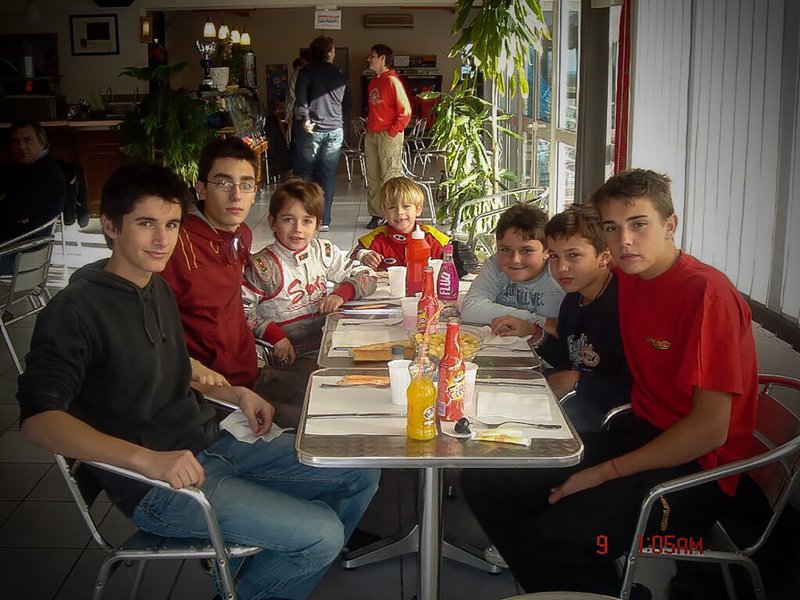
0,234,55,257
83,458,235,567
628,432,800,558
600,403,632,431
0,215,60,250
205,394,240,412
255,338,277,367
559,390,577,405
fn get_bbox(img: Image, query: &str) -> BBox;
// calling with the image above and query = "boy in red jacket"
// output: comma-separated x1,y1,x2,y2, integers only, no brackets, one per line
364,44,411,228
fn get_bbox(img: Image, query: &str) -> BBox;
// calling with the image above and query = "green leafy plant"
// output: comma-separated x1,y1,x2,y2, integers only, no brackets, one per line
420,82,518,222
115,63,214,183
425,0,548,225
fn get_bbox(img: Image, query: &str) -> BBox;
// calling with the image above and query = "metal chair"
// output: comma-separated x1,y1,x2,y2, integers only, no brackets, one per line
449,187,549,257
613,375,800,600
342,117,367,183
54,451,262,600
0,218,59,373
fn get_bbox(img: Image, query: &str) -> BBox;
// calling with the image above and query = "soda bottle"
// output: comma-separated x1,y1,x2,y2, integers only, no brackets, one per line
436,243,460,317
406,343,437,440
406,224,431,296
436,318,466,421
416,266,441,337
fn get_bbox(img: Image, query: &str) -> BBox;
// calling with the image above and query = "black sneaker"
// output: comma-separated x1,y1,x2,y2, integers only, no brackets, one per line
365,216,383,229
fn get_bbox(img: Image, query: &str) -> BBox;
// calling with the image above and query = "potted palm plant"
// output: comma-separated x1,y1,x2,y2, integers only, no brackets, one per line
115,62,214,183
422,0,549,223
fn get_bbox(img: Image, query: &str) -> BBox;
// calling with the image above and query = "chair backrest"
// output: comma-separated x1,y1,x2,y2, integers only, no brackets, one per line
735,375,800,553
0,234,55,312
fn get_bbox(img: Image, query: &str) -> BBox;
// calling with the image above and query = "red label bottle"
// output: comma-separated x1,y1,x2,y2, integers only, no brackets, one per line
406,224,431,296
416,266,440,337
436,318,466,421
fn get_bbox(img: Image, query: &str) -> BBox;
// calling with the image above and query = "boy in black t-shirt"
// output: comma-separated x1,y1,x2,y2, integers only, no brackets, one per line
492,204,631,431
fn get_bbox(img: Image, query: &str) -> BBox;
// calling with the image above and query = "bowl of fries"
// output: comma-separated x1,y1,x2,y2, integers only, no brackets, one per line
412,323,487,360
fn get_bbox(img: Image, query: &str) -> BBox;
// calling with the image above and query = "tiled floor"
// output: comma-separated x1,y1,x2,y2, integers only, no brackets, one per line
1,174,798,599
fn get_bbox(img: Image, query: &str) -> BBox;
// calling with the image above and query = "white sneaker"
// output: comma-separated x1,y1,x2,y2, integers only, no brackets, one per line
483,544,508,568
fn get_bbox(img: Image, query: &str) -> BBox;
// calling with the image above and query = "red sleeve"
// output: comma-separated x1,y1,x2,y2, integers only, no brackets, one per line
332,282,357,303
262,322,288,345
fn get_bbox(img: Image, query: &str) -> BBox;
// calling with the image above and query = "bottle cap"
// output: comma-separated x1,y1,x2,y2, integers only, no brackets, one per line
443,243,453,252
411,224,425,239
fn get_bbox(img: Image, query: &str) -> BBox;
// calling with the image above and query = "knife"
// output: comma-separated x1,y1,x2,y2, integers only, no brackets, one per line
475,379,546,387
308,413,406,418
319,383,390,389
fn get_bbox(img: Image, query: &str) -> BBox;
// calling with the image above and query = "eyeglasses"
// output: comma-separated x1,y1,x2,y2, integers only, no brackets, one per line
206,179,258,193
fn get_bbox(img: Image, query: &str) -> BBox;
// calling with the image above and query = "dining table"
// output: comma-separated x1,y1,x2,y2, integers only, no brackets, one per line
317,310,543,371
295,366,584,600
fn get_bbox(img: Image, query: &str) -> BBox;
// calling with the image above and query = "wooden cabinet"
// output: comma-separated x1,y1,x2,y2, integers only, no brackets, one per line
72,128,127,216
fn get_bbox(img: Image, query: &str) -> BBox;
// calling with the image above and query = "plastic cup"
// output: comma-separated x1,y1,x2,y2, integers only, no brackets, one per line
387,266,407,298
388,359,412,405
401,296,418,331
463,362,478,416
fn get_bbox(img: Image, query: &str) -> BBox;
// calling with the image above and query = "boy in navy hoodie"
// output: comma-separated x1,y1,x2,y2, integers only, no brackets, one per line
17,162,379,600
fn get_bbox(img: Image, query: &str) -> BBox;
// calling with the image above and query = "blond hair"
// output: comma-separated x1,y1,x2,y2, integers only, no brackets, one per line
380,177,424,211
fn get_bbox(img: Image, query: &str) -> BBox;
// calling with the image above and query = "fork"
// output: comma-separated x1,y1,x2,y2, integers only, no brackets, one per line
469,417,561,430
339,319,403,327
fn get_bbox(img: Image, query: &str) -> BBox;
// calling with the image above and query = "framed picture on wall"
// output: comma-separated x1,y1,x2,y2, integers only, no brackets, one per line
70,14,119,56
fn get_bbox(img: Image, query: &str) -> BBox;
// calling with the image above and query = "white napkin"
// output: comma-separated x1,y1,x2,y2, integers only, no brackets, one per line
304,416,406,436
307,376,402,415
220,411,291,444
478,334,533,357
330,329,394,348
476,388,552,421
483,333,532,346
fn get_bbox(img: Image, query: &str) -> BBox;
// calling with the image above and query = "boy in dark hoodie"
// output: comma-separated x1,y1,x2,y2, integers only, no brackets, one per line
17,162,379,600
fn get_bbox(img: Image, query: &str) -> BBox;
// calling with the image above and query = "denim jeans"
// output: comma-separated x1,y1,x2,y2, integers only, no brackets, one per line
132,432,379,600
295,127,344,226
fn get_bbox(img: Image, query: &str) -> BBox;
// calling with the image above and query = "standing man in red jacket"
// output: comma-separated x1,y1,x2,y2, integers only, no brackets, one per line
364,44,411,229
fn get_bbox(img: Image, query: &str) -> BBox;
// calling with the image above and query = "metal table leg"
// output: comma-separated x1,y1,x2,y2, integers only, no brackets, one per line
419,466,442,600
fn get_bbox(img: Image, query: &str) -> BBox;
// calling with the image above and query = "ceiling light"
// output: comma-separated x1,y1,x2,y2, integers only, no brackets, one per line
203,17,216,38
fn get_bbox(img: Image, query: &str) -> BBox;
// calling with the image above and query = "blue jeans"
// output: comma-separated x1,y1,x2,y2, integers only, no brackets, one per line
132,432,379,600
295,128,344,226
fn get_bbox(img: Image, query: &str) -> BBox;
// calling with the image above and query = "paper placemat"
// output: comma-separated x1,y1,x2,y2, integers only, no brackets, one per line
305,416,407,436
477,387,552,421
307,376,401,415
328,322,407,357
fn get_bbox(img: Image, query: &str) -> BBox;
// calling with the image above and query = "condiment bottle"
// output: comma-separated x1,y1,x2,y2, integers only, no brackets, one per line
436,243,460,316
406,343,437,440
416,266,440,337
436,318,466,421
405,224,431,296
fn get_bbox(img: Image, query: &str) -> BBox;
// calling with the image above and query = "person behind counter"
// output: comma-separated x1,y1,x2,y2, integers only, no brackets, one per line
0,120,66,272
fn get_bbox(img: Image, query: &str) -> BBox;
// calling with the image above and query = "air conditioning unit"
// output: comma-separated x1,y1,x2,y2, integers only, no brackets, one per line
363,14,414,28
